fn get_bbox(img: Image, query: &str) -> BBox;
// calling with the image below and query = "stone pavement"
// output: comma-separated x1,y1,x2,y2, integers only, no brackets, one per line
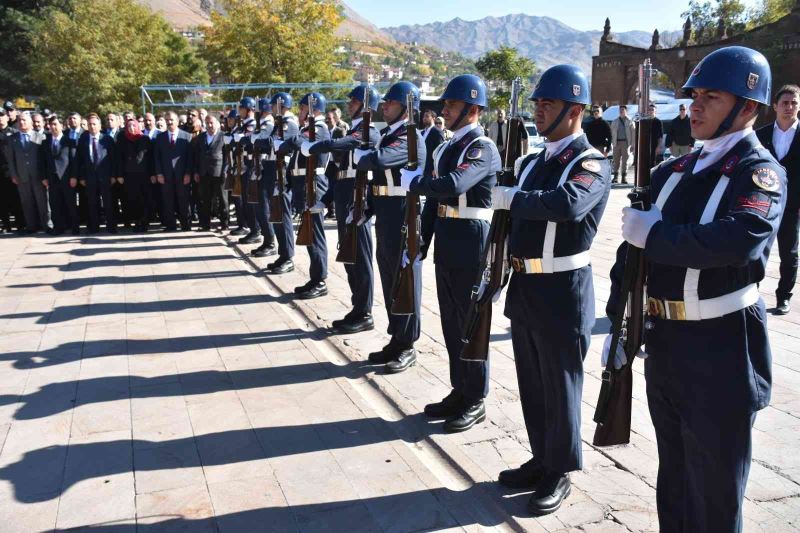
0,185,797,532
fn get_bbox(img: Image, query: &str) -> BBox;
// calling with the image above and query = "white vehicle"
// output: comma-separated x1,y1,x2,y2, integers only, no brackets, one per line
525,122,545,156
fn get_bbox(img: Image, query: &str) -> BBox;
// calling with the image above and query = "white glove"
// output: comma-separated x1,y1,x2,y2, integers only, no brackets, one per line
301,140,317,157
601,334,627,370
353,148,370,165
308,201,326,214
401,250,422,268
345,209,367,226
491,186,521,211
399,167,422,191
622,205,662,249
273,139,284,152
233,133,243,142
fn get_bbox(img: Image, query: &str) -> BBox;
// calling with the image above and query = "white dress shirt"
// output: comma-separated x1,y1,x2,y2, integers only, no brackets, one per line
773,119,798,161
544,132,582,161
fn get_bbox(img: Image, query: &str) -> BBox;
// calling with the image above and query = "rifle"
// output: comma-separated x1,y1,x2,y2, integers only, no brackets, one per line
231,117,243,198
592,58,654,446
296,95,317,246
336,86,371,264
390,92,421,315
222,133,235,191
246,130,261,204
459,77,523,362
269,98,285,223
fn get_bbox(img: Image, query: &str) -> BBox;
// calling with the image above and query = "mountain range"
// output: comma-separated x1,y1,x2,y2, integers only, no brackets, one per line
383,14,681,72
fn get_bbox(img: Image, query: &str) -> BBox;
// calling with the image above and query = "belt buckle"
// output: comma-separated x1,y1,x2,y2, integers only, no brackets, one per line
526,258,543,274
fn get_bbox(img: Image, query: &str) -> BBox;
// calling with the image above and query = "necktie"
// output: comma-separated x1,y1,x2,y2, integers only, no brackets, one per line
53,139,58,153
170,133,175,146
92,137,99,165
21,133,28,149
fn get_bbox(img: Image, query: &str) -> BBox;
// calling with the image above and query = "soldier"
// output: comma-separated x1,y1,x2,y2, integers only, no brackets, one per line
356,81,426,372
305,84,381,333
234,97,263,246
401,74,501,432
491,65,611,514
250,97,277,258
261,92,300,274
603,46,783,532
276,92,331,299
223,109,247,235
0,108,23,233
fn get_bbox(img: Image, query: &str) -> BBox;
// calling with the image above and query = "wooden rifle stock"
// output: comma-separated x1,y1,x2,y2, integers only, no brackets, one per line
593,59,654,446
222,135,235,191
231,118,243,197
460,78,523,362
269,111,285,223
336,94,371,264
296,103,317,246
390,93,420,315
246,141,261,204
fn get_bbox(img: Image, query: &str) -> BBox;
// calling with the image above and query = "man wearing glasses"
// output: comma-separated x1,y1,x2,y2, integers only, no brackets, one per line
667,104,694,158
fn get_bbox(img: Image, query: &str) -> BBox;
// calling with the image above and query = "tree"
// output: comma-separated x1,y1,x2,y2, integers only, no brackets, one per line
29,0,207,114
200,0,350,88
748,0,794,26
475,47,536,112
0,1,73,97
681,0,748,44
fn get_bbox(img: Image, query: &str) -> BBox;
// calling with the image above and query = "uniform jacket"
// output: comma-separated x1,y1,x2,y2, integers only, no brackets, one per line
153,128,193,180
419,125,445,175
5,130,46,182
278,115,331,204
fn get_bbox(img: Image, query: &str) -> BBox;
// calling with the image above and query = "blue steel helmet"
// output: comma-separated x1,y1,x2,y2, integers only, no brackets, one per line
239,97,257,110
348,84,380,111
682,46,771,105
300,92,327,112
227,109,238,119
270,92,293,109
439,74,488,108
530,64,591,106
257,97,272,113
382,81,420,111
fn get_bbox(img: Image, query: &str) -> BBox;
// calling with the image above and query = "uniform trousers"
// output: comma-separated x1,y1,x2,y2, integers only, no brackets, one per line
334,177,373,317
254,165,276,243
373,196,421,348
0,177,24,230
271,186,295,261
436,264,488,404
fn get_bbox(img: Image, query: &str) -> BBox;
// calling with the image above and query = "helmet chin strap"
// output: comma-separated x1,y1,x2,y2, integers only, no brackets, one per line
539,103,573,137
711,97,746,139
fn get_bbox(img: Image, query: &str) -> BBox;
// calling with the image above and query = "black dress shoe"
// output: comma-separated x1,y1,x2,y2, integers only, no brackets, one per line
296,281,327,300
252,244,277,258
498,458,547,489
108,227,118,234
71,229,80,236
443,400,486,433
368,343,397,364
424,390,463,419
267,259,294,274
229,227,249,236
333,314,374,334
294,280,314,294
239,233,262,245
385,348,416,374
527,473,571,516
775,298,791,315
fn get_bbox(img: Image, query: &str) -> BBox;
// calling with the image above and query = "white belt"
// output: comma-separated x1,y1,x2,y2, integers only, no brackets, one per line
371,184,406,197
647,283,759,321
339,169,372,180
437,204,493,221
511,251,591,274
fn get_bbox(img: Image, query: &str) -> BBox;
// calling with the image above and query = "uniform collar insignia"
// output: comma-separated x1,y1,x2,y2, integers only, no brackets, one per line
672,154,692,171
721,155,740,174
558,148,575,165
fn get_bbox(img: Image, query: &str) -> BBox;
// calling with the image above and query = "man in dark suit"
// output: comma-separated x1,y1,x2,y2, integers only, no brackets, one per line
0,108,23,233
76,113,118,233
419,109,445,173
193,115,228,231
154,111,193,231
44,115,79,235
4,112,49,233
757,84,800,314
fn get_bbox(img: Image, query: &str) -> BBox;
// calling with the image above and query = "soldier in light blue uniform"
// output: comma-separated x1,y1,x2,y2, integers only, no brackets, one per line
276,92,331,299
250,97,277,258
603,46,785,532
491,64,611,515
306,85,381,334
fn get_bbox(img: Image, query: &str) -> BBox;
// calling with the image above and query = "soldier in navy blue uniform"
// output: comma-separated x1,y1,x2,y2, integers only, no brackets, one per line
356,81,426,373
305,85,381,333
234,97,264,247
248,97,277,258
257,92,299,274
491,65,611,514
603,46,785,532
276,92,331,299
402,74,501,432
223,109,248,236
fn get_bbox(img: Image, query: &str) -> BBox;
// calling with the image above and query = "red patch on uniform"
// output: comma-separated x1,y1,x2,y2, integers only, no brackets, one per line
457,162,471,170
672,155,691,172
571,174,596,186
388,140,401,148
558,149,575,165
722,155,740,175
351,131,362,139
734,193,771,215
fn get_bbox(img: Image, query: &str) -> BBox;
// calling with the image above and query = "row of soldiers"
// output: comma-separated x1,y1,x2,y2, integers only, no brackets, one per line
224,44,787,531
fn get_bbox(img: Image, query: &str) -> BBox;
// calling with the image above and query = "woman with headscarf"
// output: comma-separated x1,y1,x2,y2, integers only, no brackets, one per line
118,118,153,231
